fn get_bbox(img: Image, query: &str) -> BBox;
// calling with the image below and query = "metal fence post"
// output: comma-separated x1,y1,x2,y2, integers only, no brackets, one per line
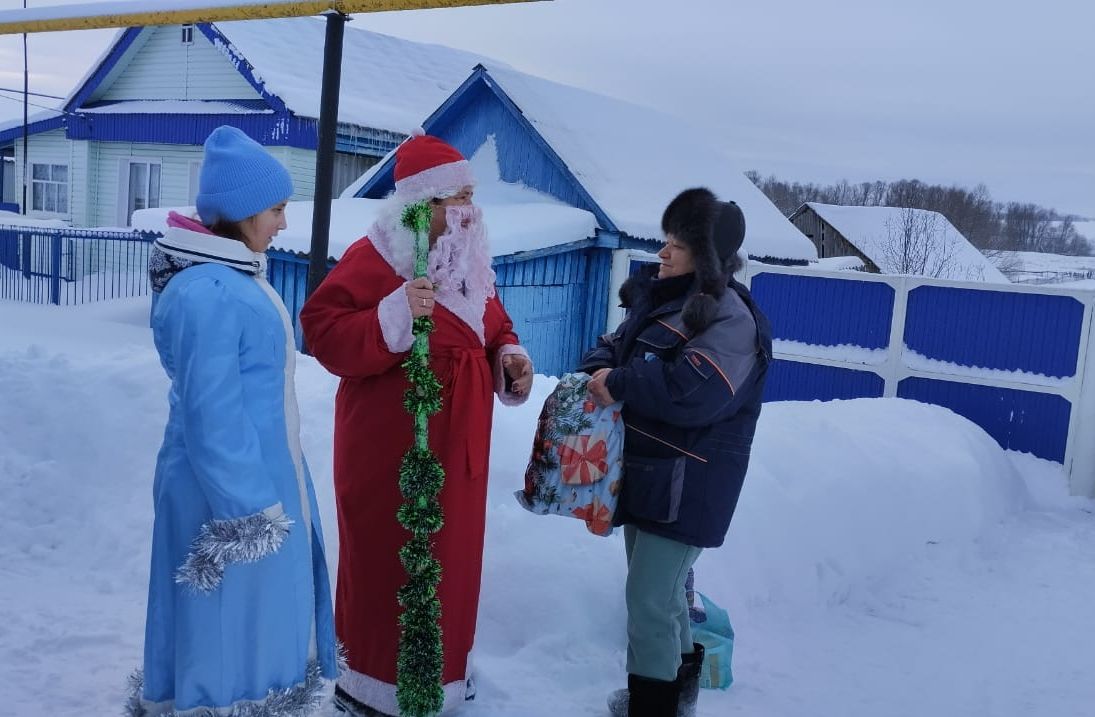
20,230,30,279
49,231,61,304
1064,295,1095,497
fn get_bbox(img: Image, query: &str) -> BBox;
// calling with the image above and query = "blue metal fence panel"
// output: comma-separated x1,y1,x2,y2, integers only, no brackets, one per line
897,377,1071,462
0,226,155,305
751,272,894,349
904,286,1085,378
763,358,885,402
266,250,314,348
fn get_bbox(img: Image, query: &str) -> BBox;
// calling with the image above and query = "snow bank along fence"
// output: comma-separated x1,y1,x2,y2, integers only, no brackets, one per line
0,224,157,305
743,262,1095,497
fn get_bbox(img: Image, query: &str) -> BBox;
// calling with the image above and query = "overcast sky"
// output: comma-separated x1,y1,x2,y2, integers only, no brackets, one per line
0,0,1091,218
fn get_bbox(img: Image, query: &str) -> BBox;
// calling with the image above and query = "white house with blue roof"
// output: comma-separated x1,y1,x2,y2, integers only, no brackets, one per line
0,16,491,226
3,19,815,375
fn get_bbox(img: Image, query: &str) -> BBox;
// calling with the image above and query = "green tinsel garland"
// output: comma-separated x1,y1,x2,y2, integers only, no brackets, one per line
396,201,446,717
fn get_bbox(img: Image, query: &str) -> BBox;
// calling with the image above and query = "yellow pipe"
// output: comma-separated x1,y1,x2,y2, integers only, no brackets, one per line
0,0,542,35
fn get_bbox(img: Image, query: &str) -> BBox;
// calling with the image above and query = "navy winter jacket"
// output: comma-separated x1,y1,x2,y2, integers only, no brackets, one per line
579,272,771,547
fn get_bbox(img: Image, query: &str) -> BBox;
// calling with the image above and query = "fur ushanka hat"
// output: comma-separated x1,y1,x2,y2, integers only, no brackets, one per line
660,187,746,332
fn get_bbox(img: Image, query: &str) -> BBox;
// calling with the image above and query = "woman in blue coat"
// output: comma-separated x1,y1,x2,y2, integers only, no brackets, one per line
129,126,339,716
580,188,772,717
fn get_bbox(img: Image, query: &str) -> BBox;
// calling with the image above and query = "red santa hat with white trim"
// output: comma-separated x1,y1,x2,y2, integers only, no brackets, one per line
392,128,475,203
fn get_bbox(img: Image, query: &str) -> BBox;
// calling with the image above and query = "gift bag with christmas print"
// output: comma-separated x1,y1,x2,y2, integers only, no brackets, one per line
515,372,624,536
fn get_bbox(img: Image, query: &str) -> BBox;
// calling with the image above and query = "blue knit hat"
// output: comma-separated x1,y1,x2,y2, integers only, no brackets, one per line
195,126,293,224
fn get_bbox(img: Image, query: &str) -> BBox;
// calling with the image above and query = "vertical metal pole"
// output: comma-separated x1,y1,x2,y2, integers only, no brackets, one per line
305,11,346,300
21,0,29,215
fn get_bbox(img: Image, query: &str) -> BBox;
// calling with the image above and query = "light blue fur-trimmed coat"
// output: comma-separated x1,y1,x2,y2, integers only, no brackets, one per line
132,225,338,716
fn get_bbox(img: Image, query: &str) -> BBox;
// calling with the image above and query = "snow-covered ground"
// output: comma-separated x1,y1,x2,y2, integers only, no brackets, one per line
2,297,1094,717
995,250,1095,285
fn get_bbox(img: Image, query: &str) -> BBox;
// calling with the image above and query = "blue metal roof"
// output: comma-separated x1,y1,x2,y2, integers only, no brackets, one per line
63,111,316,147
0,113,66,144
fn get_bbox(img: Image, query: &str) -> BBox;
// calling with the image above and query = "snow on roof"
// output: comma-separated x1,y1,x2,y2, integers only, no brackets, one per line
212,17,501,133
477,63,817,263
0,109,63,135
811,255,867,272
805,203,1009,283
80,100,272,115
134,197,596,262
135,134,597,260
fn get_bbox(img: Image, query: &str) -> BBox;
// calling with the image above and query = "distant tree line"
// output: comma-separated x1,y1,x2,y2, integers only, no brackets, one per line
746,173,1092,256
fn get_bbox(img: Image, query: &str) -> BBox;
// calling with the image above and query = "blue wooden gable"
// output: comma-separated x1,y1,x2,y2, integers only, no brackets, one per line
47,24,397,153
57,25,302,148
354,65,617,233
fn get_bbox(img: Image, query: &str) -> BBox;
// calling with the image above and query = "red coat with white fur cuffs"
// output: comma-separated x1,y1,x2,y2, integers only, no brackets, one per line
298,236,529,712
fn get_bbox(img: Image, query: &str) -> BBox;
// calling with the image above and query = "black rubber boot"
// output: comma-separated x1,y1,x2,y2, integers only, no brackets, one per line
607,645,702,717
676,643,705,717
332,685,395,717
625,673,681,717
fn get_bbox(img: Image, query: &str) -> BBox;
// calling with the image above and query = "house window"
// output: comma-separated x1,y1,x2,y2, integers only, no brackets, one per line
333,152,379,197
126,161,161,224
31,163,68,214
181,25,194,44
187,160,201,205
2,156,15,204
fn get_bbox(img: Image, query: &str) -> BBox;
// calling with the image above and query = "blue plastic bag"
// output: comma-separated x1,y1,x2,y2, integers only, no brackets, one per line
690,591,735,690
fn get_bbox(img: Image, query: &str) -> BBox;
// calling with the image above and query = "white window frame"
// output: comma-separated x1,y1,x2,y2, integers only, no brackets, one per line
30,162,69,215
187,160,202,206
118,159,162,226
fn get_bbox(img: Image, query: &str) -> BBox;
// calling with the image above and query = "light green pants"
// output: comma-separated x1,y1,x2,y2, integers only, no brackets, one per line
624,525,703,681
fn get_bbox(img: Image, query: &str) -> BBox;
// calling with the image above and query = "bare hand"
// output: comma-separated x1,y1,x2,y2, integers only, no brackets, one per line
502,353,533,396
406,277,436,318
587,367,616,406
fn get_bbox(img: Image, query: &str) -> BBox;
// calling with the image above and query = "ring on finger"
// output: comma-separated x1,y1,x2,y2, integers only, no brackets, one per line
421,298,427,307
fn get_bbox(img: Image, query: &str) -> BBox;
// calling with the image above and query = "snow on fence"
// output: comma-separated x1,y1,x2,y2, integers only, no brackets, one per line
742,262,1095,497
0,225,156,305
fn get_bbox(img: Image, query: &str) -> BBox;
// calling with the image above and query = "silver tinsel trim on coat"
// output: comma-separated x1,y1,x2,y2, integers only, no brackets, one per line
175,509,293,594
124,660,330,717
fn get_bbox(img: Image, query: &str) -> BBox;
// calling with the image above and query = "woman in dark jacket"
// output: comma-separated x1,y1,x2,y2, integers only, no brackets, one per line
581,188,772,717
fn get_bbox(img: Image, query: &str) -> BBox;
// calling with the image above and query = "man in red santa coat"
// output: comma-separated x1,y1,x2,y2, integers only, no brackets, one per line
300,132,534,716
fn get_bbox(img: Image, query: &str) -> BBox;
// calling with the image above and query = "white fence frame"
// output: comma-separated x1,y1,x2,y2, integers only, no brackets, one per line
742,262,1095,497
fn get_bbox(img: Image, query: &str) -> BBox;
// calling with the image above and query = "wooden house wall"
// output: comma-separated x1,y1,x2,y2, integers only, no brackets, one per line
791,208,880,272
97,25,260,103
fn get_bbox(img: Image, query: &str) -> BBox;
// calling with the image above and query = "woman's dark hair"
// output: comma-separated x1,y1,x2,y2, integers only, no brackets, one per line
207,219,247,243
